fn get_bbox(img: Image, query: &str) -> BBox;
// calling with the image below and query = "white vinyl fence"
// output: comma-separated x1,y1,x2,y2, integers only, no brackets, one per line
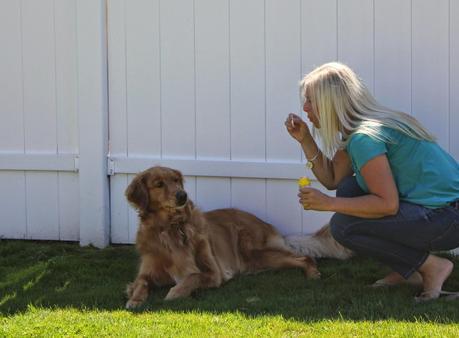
0,0,458,248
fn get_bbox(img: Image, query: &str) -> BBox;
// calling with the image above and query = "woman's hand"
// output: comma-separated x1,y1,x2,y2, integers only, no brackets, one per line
298,186,334,211
297,155,399,218
285,113,310,143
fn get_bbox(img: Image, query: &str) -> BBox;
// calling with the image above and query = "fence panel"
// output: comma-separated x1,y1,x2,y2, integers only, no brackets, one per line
0,0,26,239
229,0,268,220
412,0,450,149
338,0,374,93
0,0,80,241
301,0,337,74
194,0,231,211
106,0,459,244
374,0,412,114
265,0,303,235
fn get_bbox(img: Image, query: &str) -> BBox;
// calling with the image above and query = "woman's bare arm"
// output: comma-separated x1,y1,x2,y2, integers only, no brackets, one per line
299,154,399,218
299,136,353,190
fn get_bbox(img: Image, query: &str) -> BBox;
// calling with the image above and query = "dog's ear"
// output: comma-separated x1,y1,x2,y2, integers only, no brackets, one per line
171,168,185,186
125,173,149,212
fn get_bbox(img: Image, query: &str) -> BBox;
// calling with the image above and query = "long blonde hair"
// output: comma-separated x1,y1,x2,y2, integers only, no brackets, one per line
300,62,435,158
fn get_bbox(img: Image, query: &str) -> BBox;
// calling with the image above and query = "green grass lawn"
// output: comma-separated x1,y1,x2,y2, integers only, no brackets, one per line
1,240,459,337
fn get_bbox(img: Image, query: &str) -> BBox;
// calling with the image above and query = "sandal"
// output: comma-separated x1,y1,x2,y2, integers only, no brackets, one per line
414,290,459,303
369,279,394,288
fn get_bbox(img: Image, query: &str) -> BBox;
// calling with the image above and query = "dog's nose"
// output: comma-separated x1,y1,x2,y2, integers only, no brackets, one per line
175,190,188,206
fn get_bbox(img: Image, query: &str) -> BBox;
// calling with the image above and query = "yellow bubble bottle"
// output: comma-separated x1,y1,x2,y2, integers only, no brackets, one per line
298,176,311,188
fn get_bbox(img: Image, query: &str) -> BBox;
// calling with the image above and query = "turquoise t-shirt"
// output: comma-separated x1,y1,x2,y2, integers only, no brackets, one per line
346,127,459,208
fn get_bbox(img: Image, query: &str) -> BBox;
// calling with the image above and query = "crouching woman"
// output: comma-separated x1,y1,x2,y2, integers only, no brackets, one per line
285,62,459,301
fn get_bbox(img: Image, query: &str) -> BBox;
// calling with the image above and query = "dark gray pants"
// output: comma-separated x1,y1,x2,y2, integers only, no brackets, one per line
330,176,459,278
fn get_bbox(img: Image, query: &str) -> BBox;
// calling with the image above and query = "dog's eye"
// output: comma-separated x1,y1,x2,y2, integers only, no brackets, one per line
154,181,164,188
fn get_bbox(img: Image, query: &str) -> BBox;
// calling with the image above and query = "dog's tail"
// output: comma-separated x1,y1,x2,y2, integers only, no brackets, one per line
284,223,353,260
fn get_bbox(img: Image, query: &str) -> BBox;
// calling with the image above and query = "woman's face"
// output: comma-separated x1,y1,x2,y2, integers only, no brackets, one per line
303,90,320,128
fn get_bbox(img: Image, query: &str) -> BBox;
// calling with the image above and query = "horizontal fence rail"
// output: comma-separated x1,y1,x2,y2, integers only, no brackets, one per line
108,156,312,180
0,154,79,172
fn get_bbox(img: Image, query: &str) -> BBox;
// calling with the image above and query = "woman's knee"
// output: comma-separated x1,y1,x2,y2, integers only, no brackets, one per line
330,213,349,245
336,175,366,198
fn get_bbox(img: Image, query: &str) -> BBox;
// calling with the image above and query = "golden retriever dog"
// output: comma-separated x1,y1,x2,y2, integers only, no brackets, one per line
125,166,320,309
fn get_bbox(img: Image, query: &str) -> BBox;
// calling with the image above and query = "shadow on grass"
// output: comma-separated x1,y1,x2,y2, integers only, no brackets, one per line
1,240,459,322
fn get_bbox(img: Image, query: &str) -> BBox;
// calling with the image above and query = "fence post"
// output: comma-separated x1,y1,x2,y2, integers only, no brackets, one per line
76,0,110,247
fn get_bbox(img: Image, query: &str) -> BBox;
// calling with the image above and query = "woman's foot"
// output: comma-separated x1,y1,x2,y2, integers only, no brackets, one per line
415,254,454,302
371,271,423,288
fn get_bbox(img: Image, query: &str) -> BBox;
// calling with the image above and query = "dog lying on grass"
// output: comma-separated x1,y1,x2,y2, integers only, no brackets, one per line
125,166,320,309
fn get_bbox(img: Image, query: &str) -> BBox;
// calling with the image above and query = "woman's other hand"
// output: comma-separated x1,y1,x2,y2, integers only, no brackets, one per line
285,113,310,143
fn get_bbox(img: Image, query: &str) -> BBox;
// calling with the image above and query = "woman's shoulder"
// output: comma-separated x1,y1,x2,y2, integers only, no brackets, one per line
348,126,403,145
346,131,387,156
347,129,385,147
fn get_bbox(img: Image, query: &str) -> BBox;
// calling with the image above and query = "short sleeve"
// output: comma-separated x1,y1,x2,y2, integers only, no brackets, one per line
347,133,387,171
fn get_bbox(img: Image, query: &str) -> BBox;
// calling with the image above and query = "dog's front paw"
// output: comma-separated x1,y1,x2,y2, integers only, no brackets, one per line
301,256,321,280
165,285,186,301
125,298,144,309
307,268,321,280
126,282,134,298
125,279,149,309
